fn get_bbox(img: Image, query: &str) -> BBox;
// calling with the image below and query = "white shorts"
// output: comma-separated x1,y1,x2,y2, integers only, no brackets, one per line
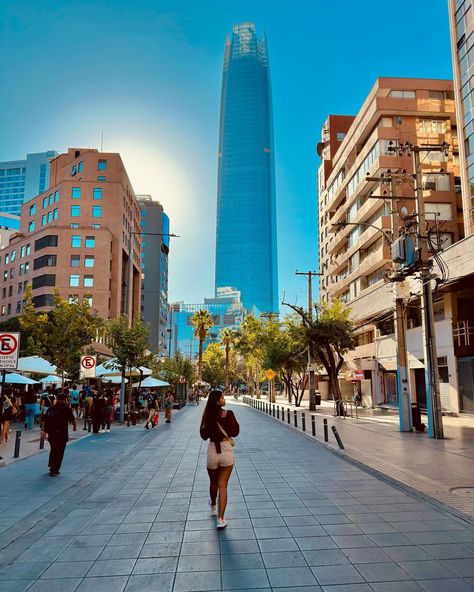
207,440,234,469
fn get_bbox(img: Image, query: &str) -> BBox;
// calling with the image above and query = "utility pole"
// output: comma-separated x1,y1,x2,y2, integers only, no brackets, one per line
365,172,413,432
387,142,446,439
295,271,323,411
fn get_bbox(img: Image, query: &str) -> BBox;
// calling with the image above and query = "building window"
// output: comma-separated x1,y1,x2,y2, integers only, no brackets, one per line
29,204,36,216
71,205,80,217
8,285,12,297
1,305,4,316
92,206,102,218
16,301,21,314
389,90,416,99
20,246,25,258
68,295,78,304
93,188,103,200
336,132,346,141
11,250,16,262
43,197,48,209
71,164,77,176
18,283,22,294
48,194,53,206
4,254,8,265
70,255,80,267
70,223,79,229
54,191,59,202
78,161,83,173
7,304,11,315
84,256,94,268
84,275,94,287
3,271,7,281
25,262,29,273
98,159,107,170
71,187,81,199
29,221,35,232
19,264,24,276
71,235,81,248
26,244,30,256
85,236,95,248
53,208,58,220
97,176,106,181
10,268,14,279
42,214,47,226
84,296,92,306
47,211,53,223
33,254,57,270
91,224,101,229
69,274,80,287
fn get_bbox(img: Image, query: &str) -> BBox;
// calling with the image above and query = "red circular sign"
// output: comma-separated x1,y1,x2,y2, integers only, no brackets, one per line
0,334,18,355
81,356,96,369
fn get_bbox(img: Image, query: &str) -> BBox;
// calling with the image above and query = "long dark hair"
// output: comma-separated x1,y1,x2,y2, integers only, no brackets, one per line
200,390,222,432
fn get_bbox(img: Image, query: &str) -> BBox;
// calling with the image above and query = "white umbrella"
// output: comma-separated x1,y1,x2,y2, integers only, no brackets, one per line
40,375,63,384
95,358,152,378
3,373,39,385
98,375,128,384
17,356,57,375
140,376,169,388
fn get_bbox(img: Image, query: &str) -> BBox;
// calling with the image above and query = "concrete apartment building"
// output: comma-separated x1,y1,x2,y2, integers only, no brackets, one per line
137,195,170,355
317,77,474,415
0,148,142,321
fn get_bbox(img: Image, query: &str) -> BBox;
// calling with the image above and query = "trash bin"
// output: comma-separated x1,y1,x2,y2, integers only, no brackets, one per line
411,402,426,432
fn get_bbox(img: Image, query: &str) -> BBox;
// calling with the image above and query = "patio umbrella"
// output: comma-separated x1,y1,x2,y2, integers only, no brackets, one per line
40,375,63,384
98,375,128,384
193,380,209,387
95,358,153,378
3,373,39,385
17,356,57,375
140,376,169,388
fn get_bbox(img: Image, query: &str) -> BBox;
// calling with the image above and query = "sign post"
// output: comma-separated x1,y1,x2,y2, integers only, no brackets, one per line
0,333,20,428
80,355,97,379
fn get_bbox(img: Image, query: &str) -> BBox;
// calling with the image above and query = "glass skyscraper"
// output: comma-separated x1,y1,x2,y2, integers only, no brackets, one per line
0,151,58,215
215,22,278,314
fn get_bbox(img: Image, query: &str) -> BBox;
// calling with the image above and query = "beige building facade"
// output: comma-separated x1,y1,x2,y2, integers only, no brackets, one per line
318,77,474,415
0,148,142,321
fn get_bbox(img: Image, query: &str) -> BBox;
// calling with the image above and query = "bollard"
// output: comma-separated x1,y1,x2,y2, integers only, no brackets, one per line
287,408,290,424
272,404,275,417
88,420,92,433
302,412,306,432
323,418,329,442
13,430,21,458
332,426,345,449
293,409,298,428
39,434,45,450
277,405,280,420
265,403,268,414
311,415,316,436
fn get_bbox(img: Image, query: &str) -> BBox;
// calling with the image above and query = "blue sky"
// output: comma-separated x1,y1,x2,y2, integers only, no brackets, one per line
0,0,453,310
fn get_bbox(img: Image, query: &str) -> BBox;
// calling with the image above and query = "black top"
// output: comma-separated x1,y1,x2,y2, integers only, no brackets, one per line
44,404,75,440
200,410,239,453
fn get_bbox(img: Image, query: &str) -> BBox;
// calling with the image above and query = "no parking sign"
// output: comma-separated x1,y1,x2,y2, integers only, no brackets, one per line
0,333,20,369
80,355,97,378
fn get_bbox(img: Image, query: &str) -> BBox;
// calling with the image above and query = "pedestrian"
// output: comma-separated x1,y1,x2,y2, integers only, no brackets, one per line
200,389,239,529
23,389,37,430
42,392,76,476
70,384,80,417
92,389,106,434
82,387,94,430
102,388,114,432
144,391,159,429
41,386,56,417
163,392,174,423
0,389,17,444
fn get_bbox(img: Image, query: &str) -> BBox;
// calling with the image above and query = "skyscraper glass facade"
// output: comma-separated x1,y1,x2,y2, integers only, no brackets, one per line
215,22,278,314
0,151,57,215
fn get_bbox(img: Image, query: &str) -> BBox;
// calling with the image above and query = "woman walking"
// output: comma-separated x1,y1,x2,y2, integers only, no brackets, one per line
1,390,17,444
163,392,174,424
200,390,239,529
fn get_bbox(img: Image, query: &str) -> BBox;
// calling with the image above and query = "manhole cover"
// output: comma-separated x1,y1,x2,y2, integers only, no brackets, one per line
450,487,474,496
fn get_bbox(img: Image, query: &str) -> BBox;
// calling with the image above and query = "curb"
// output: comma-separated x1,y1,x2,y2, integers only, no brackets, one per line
243,400,474,527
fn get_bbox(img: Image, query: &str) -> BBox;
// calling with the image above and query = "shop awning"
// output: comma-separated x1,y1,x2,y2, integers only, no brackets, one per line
378,354,424,371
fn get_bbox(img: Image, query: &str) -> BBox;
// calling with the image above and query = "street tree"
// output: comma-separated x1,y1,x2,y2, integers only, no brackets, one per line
278,316,309,406
284,299,355,401
202,342,226,387
219,327,235,388
18,284,48,356
107,315,151,419
191,309,214,380
154,351,195,389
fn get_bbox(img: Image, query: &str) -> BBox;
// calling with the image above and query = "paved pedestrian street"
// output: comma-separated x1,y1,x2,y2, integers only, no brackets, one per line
1,403,474,592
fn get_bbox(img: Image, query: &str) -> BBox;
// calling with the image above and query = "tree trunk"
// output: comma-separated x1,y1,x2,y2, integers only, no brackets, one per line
328,369,342,401
225,346,229,388
198,338,203,380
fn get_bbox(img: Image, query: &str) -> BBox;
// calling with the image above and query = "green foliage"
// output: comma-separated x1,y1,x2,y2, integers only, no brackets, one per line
106,315,151,375
191,309,214,379
154,351,195,387
18,287,103,378
219,327,235,387
202,342,227,387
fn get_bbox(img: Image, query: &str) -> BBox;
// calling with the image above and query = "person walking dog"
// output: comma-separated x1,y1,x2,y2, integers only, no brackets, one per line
200,390,239,529
42,393,76,476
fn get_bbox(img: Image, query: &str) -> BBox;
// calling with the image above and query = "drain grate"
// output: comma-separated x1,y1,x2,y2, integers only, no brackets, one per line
450,486,474,496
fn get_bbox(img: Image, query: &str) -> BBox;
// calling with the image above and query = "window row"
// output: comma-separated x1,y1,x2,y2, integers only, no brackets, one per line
0,244,30,266
69,274,94,287
41,209,58,226
71,160,107,176
70,255,95,268
71,187,103,199
70,205,102,217
71,235,95,248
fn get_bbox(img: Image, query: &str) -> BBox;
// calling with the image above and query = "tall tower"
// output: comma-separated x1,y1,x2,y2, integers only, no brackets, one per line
215,22,278,314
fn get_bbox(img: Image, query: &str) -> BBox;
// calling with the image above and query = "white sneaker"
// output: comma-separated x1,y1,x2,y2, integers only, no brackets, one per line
106,429,110,433
216,518,228,529
99,429,105,433
208,500,217,515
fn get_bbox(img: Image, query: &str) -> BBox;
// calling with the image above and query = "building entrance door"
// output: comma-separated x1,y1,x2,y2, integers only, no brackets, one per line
458,357,474,413
414,368,427,409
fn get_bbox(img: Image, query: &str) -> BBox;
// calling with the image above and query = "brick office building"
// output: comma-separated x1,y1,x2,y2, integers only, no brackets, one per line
0,148,142,321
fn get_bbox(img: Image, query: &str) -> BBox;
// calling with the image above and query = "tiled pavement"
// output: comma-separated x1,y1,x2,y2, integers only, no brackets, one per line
1,402,474,591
